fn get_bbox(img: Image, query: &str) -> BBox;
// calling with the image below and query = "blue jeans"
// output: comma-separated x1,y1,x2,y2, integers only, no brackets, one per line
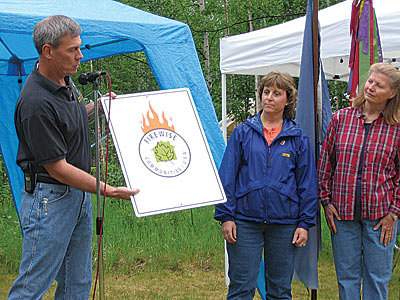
332,218,397,300
8,183,93,300
226,219,297,300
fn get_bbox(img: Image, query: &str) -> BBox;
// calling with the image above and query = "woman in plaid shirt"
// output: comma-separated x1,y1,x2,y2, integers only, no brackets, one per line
318,63,400,300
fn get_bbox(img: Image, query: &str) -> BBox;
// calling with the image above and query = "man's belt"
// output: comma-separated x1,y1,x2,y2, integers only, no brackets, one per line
23,171,64,193
36,173,64,185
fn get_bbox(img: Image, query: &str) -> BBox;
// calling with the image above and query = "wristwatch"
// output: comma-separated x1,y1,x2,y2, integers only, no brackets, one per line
389,212,398,221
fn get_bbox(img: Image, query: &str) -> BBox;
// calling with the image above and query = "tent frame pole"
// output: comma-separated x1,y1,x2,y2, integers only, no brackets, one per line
222,73,227,143
221,73,231,287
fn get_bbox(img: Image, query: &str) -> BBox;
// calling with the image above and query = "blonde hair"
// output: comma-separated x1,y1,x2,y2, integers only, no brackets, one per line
352,62,400,125
258,71,298,120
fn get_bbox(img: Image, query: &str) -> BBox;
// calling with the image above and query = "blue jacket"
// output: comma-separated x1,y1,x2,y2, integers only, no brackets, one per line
214,112,318,230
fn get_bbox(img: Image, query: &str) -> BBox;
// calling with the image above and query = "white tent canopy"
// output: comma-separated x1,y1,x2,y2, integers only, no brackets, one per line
220,0,400,81
219,0,400,140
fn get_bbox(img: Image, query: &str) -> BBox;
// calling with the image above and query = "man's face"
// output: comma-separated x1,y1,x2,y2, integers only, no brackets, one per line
49,34,83,77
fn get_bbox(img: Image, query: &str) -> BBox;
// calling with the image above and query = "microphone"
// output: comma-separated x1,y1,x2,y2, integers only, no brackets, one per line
78,71,107,85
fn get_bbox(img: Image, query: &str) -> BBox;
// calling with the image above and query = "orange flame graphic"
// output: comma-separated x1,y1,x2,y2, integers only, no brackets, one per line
141,102,175,134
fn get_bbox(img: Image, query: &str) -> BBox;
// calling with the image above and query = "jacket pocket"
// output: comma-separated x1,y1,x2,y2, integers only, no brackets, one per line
237,190,264,219
266,186,299,220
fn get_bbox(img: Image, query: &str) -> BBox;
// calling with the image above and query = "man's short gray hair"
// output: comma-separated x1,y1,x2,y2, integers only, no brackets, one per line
33,15,81,54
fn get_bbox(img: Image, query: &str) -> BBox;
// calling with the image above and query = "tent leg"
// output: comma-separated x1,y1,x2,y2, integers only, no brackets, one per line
311,289,317,300
221,73,227,143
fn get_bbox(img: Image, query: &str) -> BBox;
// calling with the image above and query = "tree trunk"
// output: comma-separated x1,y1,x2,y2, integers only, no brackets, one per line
224,0,230,36
199,0,211,87
248,1,261,113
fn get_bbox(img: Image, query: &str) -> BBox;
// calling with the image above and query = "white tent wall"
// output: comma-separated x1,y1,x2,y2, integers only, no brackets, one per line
220,0,400,139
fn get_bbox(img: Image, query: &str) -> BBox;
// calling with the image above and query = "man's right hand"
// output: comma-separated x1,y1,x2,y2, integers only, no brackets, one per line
222,221,237,244
107,186,139,200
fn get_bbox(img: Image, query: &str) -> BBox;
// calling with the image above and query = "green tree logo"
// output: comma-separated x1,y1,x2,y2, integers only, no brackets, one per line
152,141,177,162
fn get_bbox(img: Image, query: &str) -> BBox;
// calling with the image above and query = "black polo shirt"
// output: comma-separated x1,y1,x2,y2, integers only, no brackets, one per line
15,64,91,174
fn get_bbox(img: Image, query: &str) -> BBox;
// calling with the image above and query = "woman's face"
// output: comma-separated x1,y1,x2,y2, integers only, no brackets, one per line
261,83,288,117
364,72,396,107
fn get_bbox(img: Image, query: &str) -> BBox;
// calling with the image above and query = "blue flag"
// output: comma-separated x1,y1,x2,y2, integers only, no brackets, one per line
256,0,332,297
296,0,332,159
294,0,332,291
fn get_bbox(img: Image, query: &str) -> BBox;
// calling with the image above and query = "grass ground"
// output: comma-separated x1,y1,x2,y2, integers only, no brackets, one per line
1,257,399,299
1,196,400,299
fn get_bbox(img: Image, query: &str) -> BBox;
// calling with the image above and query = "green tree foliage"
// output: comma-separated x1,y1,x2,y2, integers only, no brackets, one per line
0,154,11,204
327,80,351,110
76,53,159,97
113,0,346,124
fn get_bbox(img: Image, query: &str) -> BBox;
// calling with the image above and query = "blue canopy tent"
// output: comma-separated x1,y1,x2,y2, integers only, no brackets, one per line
0,0,225,221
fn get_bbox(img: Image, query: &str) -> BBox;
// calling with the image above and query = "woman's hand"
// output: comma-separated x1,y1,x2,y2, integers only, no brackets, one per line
323,204,341,234
374,214,397,247
222,221,237,244
292,228,308,247
103,91,117,98
87,92,116,121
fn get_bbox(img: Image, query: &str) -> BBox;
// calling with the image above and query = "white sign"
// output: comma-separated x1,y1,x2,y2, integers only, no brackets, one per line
101,88,226,217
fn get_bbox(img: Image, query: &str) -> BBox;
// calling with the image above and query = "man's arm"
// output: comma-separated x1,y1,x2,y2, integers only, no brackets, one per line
43,158,138,200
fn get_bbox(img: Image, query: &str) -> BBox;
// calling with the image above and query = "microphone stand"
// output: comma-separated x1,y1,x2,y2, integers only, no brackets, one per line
93,78,105,300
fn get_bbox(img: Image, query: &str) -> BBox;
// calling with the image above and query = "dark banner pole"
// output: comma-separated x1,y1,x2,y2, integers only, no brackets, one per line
311,0,319,300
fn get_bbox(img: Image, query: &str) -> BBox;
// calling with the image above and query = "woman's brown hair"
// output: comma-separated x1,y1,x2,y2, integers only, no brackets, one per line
258,71,298,120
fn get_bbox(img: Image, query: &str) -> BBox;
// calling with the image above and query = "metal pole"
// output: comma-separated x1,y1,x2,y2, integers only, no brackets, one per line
93,80,105,300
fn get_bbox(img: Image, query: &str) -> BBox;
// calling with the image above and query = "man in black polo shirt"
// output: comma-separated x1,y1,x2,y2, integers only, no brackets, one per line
9,15,139,300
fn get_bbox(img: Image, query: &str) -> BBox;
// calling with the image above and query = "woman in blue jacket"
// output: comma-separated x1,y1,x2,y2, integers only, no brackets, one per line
215,71,318,300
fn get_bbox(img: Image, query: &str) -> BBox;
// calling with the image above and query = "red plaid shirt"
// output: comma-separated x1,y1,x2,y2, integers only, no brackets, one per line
318,107,400,220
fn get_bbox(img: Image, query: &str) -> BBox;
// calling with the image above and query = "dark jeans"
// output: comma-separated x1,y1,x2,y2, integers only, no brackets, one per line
227,219,297,300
